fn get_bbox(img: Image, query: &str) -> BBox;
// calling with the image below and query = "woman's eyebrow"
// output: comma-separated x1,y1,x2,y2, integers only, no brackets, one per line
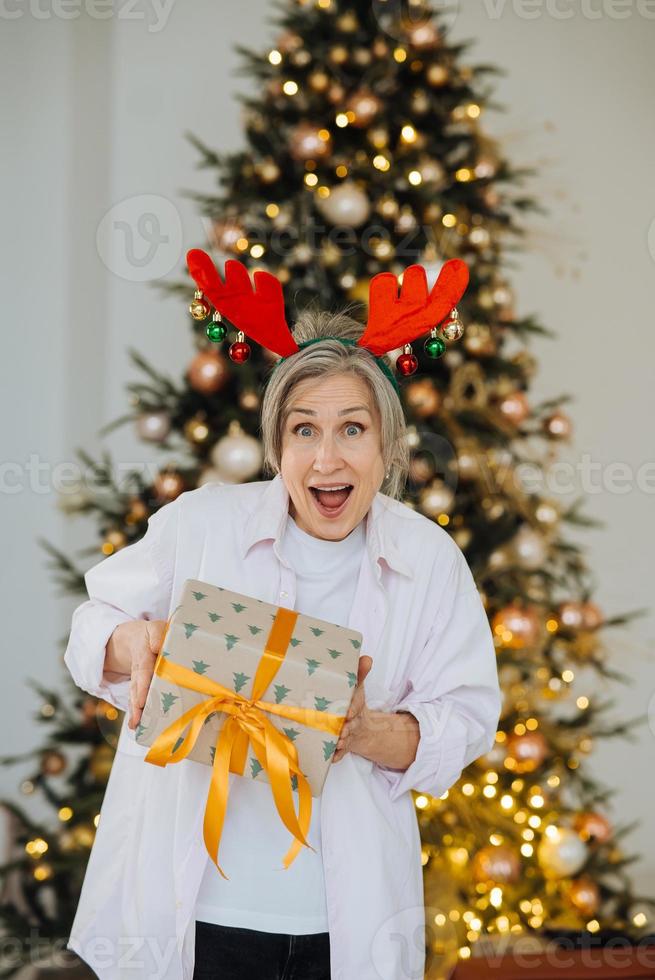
287,405,371,417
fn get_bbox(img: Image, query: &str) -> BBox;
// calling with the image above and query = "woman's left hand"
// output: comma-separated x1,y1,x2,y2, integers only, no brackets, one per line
332,654,374,763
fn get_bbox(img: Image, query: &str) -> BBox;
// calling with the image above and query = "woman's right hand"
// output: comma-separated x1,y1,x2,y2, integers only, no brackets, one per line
106,620,168,730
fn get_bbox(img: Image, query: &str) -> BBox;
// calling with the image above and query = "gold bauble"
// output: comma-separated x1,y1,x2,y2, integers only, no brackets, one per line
535,499,560,528
328,45,348,65
498,390,530,426
289,122,332,162
104,529,127,552
423,202,442,223
491,604,541,649
455,447,480,481
511,349,538,379
276,29,302,53
472,845,520,884
153,469,186,503
336,10,358,31
255,158,281,183
327,83,346,104
353,48,372,66
409,456,433,485
557,601,586,631
566,876,601,917
184,415,211,446
506,731,549,773
404,18,441,50
90,744,115,782
411,89,430,114
309,70,330,93
395,206,417,234
72,824,96,849
368,126,389,149
126,497,149,524
452,527,472,550
405,378,441,418
239,389,260,411
463,322,496,357
345,88,382,128
573,811,612,845
419,480,455,518
427,63,449,86
187,350,229,395
41,751,67,776
544,410,573,439
291,49,311,67
209,217,244,253
189,294,210,321
373,38,389,58
376,194,398,219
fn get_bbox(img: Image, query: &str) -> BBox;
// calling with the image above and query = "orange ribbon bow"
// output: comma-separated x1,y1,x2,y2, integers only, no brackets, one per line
143,607,347,879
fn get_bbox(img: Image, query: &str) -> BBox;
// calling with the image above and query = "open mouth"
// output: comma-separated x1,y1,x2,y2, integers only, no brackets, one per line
309,484,353,518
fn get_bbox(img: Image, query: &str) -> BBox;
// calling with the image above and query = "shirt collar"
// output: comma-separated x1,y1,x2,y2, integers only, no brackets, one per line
239,473,413,579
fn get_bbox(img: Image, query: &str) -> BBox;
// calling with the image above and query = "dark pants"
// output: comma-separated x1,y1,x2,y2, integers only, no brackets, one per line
192,920,331,980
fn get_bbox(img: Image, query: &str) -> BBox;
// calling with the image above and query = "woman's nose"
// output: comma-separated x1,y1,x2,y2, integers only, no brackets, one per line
312,434,344,470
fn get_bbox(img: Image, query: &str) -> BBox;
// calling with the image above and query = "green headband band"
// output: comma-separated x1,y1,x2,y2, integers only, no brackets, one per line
270,337,401,395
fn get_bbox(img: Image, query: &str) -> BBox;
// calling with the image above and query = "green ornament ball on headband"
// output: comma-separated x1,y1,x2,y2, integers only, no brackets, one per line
269,336,401,395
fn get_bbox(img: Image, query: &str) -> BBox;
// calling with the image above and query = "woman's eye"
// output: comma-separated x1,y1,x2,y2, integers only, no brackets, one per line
292,422,364,437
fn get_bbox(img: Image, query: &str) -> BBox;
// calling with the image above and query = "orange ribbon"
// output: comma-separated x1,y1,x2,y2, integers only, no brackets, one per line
143,607,346,879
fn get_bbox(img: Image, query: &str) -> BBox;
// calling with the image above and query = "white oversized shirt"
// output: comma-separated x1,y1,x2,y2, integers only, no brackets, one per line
194,512,365,934
63,474,502,980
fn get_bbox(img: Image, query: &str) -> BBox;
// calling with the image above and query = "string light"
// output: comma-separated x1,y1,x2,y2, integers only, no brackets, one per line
268,49,282,65
408,170,422,185
250,244,265,258
265,203,280,218
393,47,407,62
373,154,390,171
401,124,417,143
282,80,298,96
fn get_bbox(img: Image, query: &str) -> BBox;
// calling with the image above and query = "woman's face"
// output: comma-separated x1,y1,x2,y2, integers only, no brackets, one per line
280,372,385,541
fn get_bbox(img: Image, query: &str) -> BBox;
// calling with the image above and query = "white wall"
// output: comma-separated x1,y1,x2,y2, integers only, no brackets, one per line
2,0,653,892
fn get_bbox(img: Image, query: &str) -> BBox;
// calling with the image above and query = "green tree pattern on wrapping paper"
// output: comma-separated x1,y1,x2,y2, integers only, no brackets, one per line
347,671,357,688
248,625,263,636
191,591,207,602
290,773,298,792
135,722,147,740
161,691,179,713
209,745,215,766
192,660,210,674
208,612,222,623
327,648,343,659
309,627,324,637
289,637,302,647
231,602,247,613
183,623,198,639
233,671,250,693
306,658,320,675
350,638,361,649
315,696,331,711
172,736,185,754
224,634,239,651
323,740,337,761
283,727,300,741
274,684,291,703
250,758,263,779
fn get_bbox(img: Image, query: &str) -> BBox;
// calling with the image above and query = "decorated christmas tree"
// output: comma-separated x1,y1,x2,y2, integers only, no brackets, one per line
2,0,654,975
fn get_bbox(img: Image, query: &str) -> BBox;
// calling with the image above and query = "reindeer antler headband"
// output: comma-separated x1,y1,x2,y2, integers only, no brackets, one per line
186,248,470,394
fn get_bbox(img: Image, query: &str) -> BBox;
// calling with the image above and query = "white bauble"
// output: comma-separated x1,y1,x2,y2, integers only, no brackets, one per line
317,181,370,227
537,827,587,879
209,423,263,481
512,524,547,570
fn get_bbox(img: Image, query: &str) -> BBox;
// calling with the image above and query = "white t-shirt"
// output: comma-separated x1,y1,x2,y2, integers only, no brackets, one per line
193,511,366,934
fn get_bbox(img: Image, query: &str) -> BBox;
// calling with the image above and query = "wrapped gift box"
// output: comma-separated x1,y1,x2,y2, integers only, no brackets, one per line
134,578,363,798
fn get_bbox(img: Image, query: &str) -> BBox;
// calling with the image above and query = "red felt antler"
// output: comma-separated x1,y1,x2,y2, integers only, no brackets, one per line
186,249,300,358
357,260,470,357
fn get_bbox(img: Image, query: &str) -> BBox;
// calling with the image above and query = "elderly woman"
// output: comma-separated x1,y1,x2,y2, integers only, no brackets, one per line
63,260,501,980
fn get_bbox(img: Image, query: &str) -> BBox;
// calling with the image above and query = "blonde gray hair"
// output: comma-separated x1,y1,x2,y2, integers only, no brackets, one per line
260,303,410,500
